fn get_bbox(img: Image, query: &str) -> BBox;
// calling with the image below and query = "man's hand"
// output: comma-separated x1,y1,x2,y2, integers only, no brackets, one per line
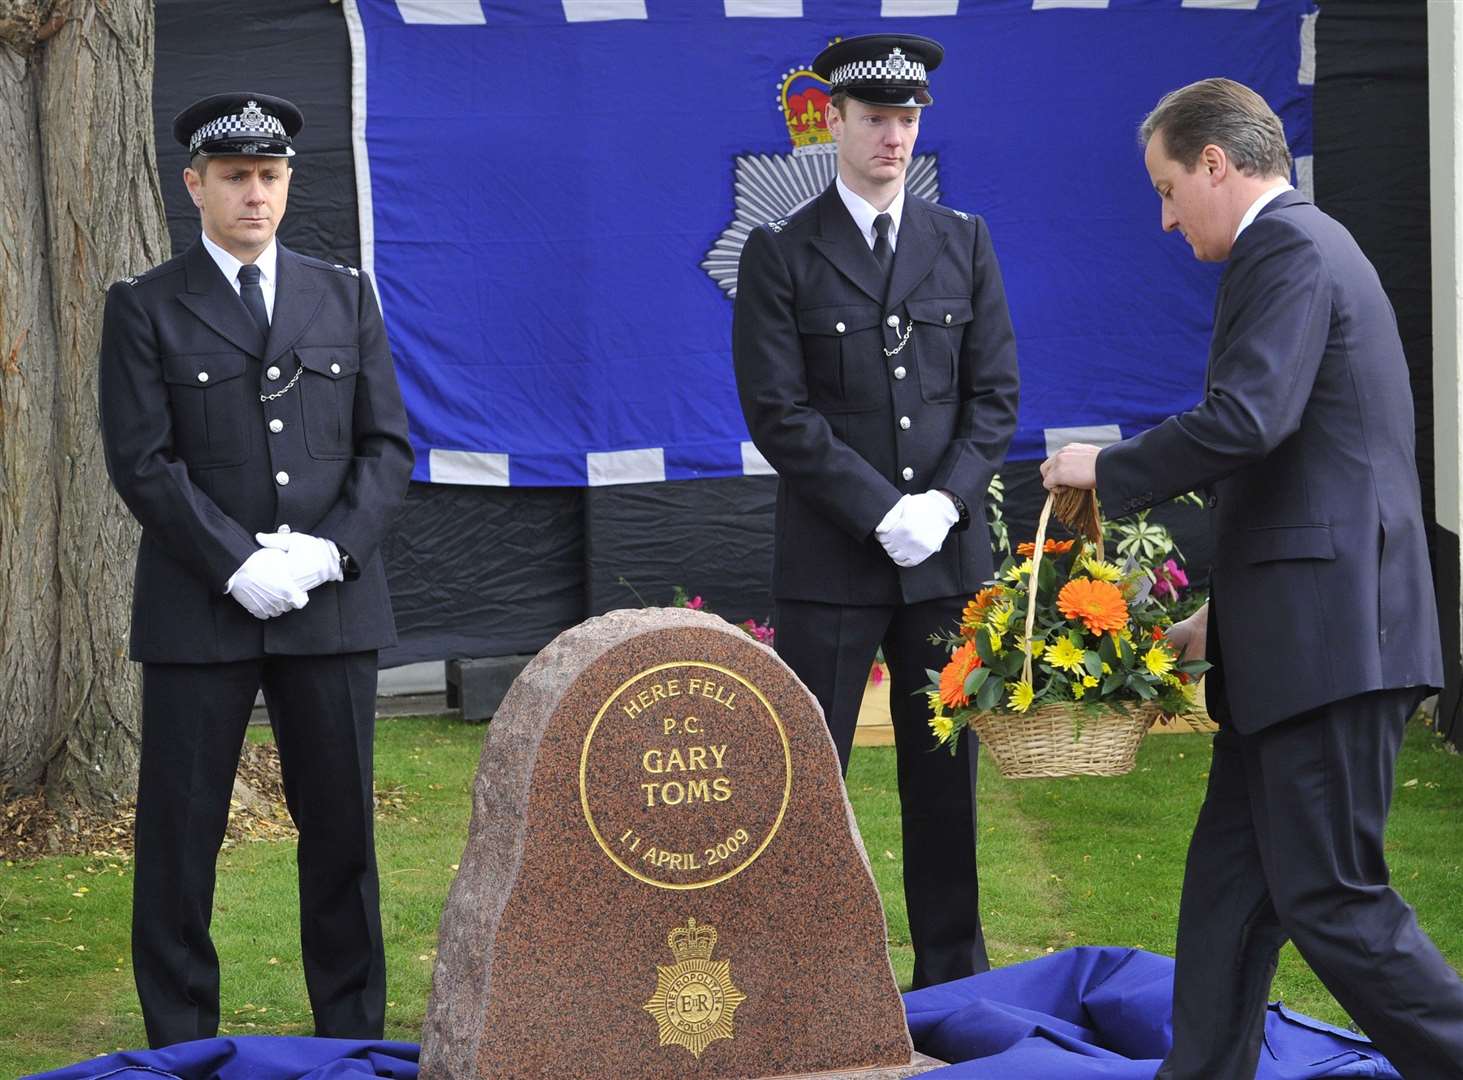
1040,442,1101,492
255,531,345,593
1165,602,1209,663
875,491,959,568
226,548,310,620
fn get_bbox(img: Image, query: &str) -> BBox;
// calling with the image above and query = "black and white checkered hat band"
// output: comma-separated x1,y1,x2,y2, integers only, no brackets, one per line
830,57,928,87
189,111,287,153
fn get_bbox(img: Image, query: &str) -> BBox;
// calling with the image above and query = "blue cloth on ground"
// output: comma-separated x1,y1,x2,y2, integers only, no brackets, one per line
27,949,1395,1079
909,947,1399,1078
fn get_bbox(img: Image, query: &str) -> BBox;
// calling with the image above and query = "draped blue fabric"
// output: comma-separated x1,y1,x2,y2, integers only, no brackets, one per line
29,948,1395,1078
347,0,1316,485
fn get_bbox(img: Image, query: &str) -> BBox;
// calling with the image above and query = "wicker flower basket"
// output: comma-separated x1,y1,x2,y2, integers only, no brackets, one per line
971,701,1161,779
974,488,1159,779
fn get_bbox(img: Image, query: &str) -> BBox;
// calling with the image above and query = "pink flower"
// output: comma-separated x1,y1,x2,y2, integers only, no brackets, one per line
870,662,885,687
1152,559,1189,602
686,595,705,610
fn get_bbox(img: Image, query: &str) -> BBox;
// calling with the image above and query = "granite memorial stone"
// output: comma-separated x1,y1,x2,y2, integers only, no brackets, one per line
420,607,939,1079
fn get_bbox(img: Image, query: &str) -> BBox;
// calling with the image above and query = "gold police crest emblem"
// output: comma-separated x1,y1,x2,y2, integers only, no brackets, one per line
643,917,746,1058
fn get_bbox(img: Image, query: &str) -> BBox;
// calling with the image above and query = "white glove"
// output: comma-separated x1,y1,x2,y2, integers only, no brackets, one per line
875,491,959,568
226,548,310,620
254,531,345,593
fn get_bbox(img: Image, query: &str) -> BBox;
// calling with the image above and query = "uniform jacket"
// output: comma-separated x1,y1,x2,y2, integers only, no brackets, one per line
1097,191,1442,731
99,240,414,663
733,185,1020,606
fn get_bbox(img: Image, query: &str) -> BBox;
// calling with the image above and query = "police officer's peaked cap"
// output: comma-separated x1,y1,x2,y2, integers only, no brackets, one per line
172,92,303,158
812,34,944,109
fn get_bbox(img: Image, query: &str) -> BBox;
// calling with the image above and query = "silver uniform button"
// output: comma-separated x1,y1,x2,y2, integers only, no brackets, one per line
835,321,846,334
944,313,952,324
266,365,281,380
278,523,291,534
902,466,914,481
899,416,911,430
275,471,290,486
196,371,209,383
893,366,907,380
330,362,341,375
268,418,284,433
886,315,899,328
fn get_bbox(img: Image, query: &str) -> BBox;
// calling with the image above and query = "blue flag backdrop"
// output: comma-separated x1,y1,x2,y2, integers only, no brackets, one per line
344,0,1316,487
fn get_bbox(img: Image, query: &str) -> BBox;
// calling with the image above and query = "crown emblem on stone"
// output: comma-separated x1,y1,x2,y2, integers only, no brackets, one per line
779,66,833,151
667,917,717,962
240,100,266,127
886,47,908,76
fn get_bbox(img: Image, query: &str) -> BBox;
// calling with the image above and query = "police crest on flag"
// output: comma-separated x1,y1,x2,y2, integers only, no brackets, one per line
701,60,940,300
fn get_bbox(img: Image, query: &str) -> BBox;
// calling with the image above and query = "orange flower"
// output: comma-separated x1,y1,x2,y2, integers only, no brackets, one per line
961,586,1005,638
1016,538,1075,557
1057,578,1129,635
939,641,982,708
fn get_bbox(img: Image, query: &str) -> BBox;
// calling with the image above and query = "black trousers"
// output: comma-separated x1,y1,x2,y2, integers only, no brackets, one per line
1158,686,1463,1080
132,653,385,1048
775,595,989,989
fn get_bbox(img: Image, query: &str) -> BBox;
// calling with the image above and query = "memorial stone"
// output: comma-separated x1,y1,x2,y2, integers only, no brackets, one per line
420,607,940,1079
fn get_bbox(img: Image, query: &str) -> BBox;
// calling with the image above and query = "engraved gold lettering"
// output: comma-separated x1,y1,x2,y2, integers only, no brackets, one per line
622,697,643,720
666,679,680,697
651,684,667,702
709,744,728,769
643,749,663,773
684,715,701,734
687,746,707,770
662,717,676,735
642,783,658,807
687,678,701,696
638,690,655,710
713,777,733,802
660,781,686,805
687,778,710,802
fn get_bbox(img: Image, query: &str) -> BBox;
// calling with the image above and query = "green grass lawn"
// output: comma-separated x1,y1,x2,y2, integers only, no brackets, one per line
2,716,1460,1076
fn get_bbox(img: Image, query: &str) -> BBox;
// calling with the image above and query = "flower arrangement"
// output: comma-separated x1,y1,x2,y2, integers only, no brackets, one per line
669,585,775,646
924,493,1210,776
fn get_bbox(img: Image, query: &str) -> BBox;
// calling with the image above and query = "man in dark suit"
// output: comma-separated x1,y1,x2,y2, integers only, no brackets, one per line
99,93,413,1047
1043,78,1463,1078
733,34,1019,989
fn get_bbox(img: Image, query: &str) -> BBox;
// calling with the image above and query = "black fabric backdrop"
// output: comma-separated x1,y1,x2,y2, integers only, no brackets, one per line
151,0,1434,678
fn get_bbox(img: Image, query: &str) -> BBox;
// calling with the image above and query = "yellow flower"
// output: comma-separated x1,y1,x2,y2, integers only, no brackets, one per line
1047,635,1086,673
1002,558,1034,584
929,713,955,741
1080,556,1122,583
989,603,1015,636
1072,682,1086,700
1029,640,1046,658
1008,680,1035,713
1083,674,1099,687
1143,643,1175,678
1101,662,1112,675
927,691,945,713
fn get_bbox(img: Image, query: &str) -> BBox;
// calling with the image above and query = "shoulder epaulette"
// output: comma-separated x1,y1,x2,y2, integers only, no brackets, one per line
929,202,973,223
764,218,789,234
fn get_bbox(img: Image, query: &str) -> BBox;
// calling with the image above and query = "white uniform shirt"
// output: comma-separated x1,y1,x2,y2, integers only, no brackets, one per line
836,175,906,253
201,231,278,323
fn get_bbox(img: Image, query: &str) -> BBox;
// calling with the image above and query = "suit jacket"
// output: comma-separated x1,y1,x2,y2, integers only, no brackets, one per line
1097,191,1442,731
733,186,1020,606
99,240,414,663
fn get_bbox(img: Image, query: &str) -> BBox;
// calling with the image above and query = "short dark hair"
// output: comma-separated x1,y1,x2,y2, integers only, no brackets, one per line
1140,77,1292,179
189,153,209,176
828,90,849,118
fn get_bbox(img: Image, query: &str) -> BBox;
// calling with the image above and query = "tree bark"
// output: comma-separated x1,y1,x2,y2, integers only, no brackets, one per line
0,0,167,813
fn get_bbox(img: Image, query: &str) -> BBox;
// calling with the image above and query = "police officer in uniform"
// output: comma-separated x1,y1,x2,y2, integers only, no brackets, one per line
99,93,413,1047
733,36,1019,987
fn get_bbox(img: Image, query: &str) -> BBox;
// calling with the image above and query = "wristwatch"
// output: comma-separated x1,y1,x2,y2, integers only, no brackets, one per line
941,489,971,531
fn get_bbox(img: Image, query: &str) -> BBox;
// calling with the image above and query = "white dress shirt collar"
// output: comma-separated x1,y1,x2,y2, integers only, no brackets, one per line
836,175,906,252
1234,182,1294,244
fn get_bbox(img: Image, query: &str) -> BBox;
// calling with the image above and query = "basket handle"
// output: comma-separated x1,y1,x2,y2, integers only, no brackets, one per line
1021,488,1104,686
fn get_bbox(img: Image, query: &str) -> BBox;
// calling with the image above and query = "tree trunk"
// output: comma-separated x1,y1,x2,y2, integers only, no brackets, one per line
0,0,167,813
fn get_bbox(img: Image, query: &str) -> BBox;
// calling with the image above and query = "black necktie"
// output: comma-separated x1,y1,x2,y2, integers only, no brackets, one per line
237,263,270,335
872,212,894,277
